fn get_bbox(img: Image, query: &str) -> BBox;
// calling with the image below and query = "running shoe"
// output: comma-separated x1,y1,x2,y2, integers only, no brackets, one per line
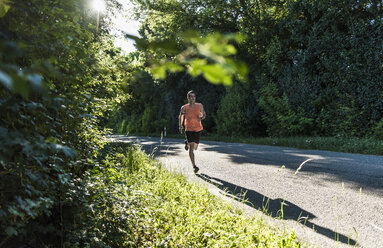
193,165,199,174
184,140,188,151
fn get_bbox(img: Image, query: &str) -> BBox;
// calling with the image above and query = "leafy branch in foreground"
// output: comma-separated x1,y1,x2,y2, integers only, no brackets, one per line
125,31,248,86
0,0,11,18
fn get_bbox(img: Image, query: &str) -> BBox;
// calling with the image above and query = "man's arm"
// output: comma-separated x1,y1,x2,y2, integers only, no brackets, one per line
178,105,185,133
199,103,206,120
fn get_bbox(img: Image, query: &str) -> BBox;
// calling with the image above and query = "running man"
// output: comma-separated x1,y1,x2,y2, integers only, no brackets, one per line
179,90,206,173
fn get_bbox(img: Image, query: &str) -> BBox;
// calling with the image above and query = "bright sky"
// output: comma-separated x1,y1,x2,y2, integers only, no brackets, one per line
110,0,141,54
90,0,141,53
91,0,106,12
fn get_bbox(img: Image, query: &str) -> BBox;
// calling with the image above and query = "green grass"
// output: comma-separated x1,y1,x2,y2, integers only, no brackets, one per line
82,143,306,247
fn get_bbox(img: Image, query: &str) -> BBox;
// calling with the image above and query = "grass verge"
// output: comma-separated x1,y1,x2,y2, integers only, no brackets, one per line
79,142,305,247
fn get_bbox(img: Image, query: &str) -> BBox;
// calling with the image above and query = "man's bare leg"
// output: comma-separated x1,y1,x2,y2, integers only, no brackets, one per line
188,142,199,173
188,142,196,166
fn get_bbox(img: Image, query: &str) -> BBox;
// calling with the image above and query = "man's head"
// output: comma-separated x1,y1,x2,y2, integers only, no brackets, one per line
187,90,196,104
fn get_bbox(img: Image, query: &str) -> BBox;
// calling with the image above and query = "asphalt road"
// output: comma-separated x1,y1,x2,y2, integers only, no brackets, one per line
112,135,383,248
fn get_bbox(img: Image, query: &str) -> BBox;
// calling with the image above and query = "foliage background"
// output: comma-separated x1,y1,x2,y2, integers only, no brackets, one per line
110,0,383,139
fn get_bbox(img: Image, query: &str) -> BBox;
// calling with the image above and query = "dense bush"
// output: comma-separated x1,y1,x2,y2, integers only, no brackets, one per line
257,82,314,137
0,0,127,246
216,83,252,136
374,118,383,139
266,0,383,137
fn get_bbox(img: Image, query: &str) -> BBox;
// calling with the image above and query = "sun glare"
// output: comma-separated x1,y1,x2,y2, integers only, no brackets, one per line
91,0,106,12
110,0,141,53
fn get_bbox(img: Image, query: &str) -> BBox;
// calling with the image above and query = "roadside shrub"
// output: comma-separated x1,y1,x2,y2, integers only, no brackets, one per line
258,83,314,137
317,105,368,137
374,118,383,139
141,104,157,134
0,1,120,246
215,83,250,136
0,69,105,248
276,111,314,137
126,114,141,134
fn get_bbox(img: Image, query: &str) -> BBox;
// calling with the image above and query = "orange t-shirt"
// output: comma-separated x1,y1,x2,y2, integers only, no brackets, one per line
184,103,203,132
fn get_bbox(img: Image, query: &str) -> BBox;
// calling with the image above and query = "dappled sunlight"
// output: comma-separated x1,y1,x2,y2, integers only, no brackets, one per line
282,152,325,161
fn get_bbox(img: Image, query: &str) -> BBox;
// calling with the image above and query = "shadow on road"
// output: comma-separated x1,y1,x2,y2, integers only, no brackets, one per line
202,142,383,192
111,136,370,246
196,173,357,246
112,135,383,192
119,135,383,192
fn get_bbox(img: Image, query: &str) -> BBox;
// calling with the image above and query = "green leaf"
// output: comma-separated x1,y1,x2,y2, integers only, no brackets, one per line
5,226,18,236
125,33,148,49
61,146,77,158
201,64,232,86
222,75,232,86
207,43,237,56
125,34,179,54
225,44,237,55
0,0,11,18
202,34,237,56
224,33,246,43
149,40,179,54
0,126,7,138
151,65,166,79
164,62,183,73
12,77,29,99
226,59,248,78
180,30,201,43
58,174,69,185
52,143,77,158
0,209,6,217
0,70,12,89
26,74,44,93
187,59,207,77
235,62,248,78
151,62,183,79
8,206,21,217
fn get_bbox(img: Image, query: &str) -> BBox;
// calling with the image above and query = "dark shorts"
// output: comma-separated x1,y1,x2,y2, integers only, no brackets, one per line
185,131,201,144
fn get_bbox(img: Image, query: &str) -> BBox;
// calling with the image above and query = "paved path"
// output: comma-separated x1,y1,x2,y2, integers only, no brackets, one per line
112,135,383,248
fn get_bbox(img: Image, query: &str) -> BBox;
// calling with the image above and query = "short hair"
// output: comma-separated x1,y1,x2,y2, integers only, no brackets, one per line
187,90,195,97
